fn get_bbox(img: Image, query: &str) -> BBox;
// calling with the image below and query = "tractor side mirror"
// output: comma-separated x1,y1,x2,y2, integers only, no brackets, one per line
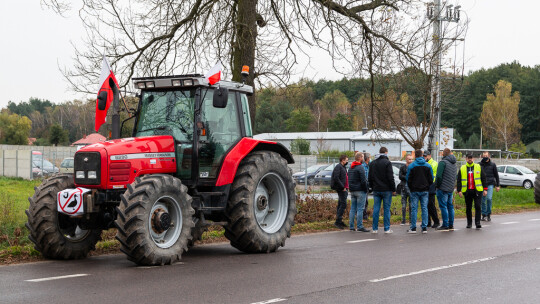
213,87,229,108
97,91,108,110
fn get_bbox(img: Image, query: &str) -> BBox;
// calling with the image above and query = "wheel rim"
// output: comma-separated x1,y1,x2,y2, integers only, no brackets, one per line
524,181,532,189
254,172,288,234
58,214,90,242
148,196,183,249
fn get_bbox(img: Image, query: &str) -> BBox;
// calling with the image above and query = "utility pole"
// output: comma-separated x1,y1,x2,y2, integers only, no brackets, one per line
427,1,461,161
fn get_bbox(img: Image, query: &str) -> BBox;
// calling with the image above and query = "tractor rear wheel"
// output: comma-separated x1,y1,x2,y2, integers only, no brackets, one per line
224,151,296,253
25,174,102,259
115,174,195,265
534,173,540,204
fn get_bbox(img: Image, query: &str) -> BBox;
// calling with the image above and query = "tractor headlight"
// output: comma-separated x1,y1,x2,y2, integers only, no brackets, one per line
183,79,194,86
171,79,182,86
136,82,146,89
145,81,155,88
76,171,85,179
88,171,97,179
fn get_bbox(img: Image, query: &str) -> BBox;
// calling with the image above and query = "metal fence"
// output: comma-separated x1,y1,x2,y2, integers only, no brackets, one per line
0,145,77,180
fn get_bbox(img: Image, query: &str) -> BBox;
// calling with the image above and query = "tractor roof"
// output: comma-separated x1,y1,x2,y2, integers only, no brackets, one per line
132,74,253,94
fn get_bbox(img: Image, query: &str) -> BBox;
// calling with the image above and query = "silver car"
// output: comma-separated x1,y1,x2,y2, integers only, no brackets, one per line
497,165,537,189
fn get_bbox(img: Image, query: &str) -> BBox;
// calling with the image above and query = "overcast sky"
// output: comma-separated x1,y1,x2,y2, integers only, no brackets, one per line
1,0,538,109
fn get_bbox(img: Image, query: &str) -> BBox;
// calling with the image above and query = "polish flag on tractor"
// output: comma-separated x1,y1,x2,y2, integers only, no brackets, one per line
204,62,222,85
95,56,120,132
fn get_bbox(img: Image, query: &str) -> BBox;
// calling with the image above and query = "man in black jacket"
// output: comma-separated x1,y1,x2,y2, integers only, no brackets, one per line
399,154,413,225
331,154,349,229
368,147,396,234
479,152,500,222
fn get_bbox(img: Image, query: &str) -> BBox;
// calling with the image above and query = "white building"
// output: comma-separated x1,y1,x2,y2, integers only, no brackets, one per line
254,128,454,158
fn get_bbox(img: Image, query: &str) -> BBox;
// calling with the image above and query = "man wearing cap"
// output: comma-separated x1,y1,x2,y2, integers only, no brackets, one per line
425,151,441,229
457,154,488,229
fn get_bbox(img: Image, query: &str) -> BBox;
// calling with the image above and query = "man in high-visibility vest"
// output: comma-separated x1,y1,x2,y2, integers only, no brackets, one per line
425,151,440,229
457,154,488,229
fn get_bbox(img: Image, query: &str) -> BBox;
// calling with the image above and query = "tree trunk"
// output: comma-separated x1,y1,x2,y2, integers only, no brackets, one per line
231,0,258,126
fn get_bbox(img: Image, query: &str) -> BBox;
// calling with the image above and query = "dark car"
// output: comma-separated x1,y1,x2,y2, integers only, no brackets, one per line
293,164,328,186
314,162,351,186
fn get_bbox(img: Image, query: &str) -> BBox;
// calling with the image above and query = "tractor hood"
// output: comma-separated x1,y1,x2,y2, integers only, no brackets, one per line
75,135,177,189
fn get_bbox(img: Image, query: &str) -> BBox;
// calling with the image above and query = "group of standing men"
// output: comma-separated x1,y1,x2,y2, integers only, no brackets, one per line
331,147,500,234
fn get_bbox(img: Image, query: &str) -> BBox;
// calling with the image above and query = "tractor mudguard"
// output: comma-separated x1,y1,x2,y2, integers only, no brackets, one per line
215,138,294,187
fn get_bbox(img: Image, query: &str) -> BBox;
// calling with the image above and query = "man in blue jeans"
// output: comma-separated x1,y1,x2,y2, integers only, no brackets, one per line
406,149,434,234
368,147,396,234
479,151,500,222
435,148,457,230
348,152,370,232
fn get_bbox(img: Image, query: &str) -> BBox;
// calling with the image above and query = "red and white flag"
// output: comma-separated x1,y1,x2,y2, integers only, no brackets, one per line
95,55,120,132
204,62,222,85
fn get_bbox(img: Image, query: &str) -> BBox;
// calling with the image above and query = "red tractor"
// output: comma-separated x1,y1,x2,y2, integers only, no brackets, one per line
26,73,296,265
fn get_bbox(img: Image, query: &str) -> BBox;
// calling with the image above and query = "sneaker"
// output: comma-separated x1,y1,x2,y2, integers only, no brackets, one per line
431,223,440,229
400,222,406,226
384,229,393,234
481,216,486,221
487,215,491,222
407,228,417,234
448,225,455,231
357,228,371,232
437,226,449,231
349,228,356,231
334,223,345,229
476,225,482,230
371,230,378,234
422,227,427,234
466,225,472,229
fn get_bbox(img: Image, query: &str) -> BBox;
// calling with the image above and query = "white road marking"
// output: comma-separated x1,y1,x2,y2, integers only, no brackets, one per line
501,221,519,225
25,273,89,282
251,298,286,304
369,257,496,283
346,239,377,244
528,219,540,221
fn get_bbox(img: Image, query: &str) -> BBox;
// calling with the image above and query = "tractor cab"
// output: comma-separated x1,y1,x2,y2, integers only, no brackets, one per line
131,75,253,185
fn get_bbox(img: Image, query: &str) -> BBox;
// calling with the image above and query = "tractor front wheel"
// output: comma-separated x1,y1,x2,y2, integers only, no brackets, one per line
224,151,296,253
115,174,195,265
25,174,102,259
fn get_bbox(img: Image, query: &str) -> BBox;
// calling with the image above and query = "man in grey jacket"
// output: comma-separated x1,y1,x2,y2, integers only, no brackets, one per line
435,148,458,230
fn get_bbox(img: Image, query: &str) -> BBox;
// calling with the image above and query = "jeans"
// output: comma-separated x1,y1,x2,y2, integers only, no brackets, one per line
436,189,454,227
465,190,482,227
336,190,348,224
372,191,392,231
481,185,494,216
350,191,367,229
410,191,429,229
401,185,411,223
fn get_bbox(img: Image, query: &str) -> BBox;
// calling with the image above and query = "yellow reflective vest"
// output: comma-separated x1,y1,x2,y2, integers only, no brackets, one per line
428,158,438,182
460,163,483,192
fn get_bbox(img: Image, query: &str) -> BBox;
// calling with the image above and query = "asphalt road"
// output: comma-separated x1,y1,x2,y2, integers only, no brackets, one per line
1,211,540,304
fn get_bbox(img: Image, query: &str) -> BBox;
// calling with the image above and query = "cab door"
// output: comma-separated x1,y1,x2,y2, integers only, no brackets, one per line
197,89,242,179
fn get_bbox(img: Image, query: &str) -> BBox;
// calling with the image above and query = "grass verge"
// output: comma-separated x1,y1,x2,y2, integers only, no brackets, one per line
1,176,538,265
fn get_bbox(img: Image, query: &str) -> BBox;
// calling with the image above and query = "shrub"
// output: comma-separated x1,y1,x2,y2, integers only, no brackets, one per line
290,137,311,155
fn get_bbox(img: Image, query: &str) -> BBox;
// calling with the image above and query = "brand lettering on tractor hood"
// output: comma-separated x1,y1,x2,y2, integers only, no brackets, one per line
110,152,175,161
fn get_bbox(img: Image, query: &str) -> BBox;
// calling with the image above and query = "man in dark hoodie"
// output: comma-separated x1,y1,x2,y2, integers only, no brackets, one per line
406,149,434,234
348,152,370,232
435,148,457,230
368,147,396,234
331,154,349,229
479,151,500,222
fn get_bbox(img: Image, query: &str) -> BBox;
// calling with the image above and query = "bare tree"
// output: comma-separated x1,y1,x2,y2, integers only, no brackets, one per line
42,0,433,123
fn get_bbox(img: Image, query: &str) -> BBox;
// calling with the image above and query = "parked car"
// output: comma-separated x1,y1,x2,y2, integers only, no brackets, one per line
293,164,328,186
391,161,406,194
497,165,537,189
32,159,59,177
59,157,74,174
314,162,352,186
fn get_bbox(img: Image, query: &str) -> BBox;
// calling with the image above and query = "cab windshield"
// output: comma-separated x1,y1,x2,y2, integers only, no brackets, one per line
135,89,196,142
